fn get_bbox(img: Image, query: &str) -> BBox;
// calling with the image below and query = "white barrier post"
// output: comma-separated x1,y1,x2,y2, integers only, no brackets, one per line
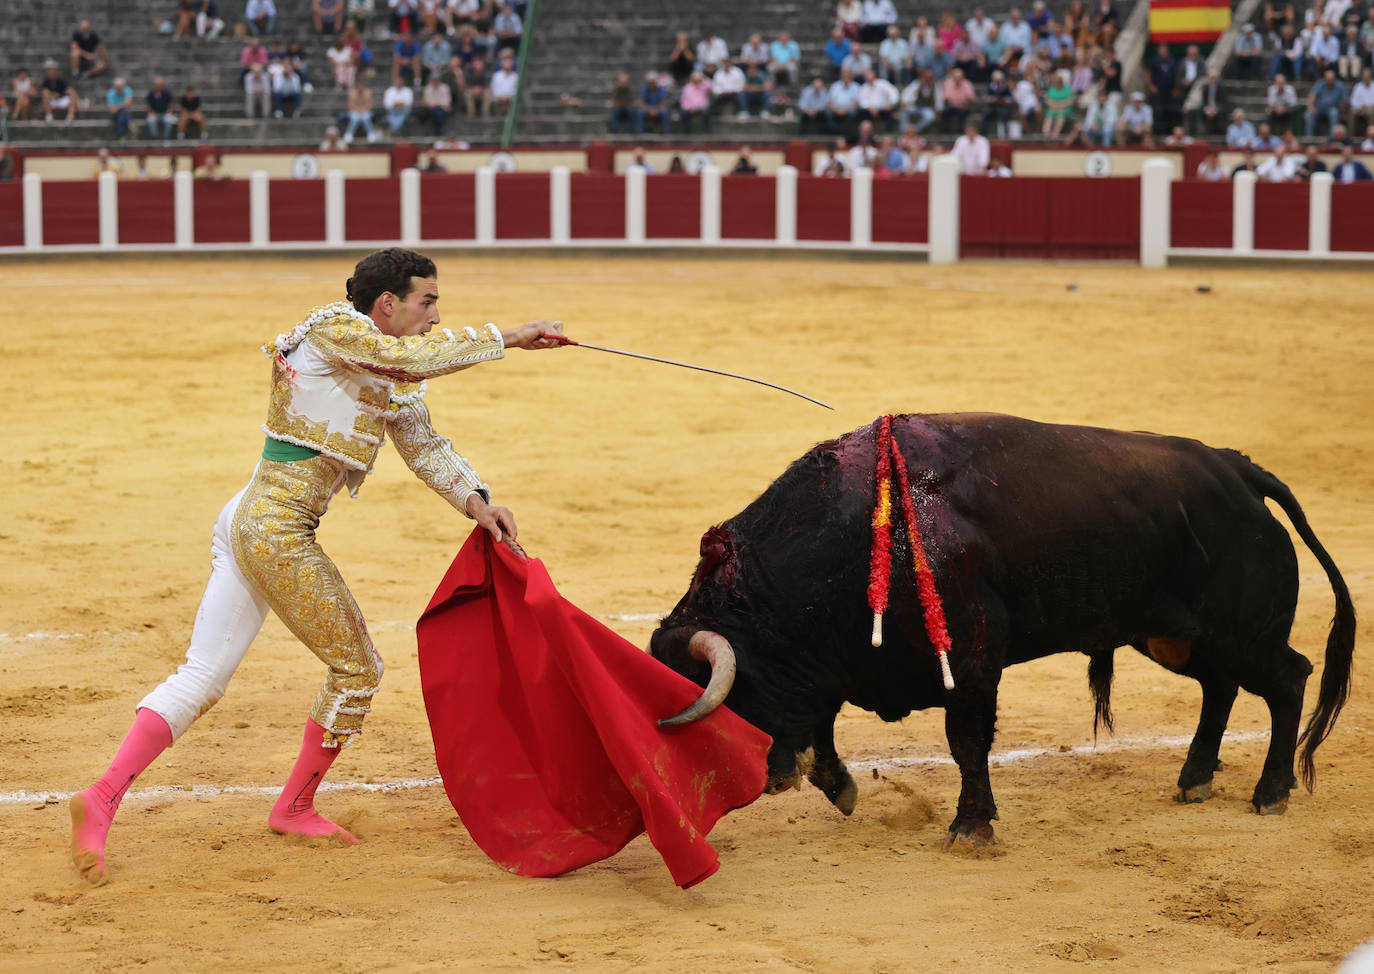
775,164,797,245
1139,157,1172,268
1232,171,1256,254
928,154,961,263
324,169,345,246
174,170,193,248
699,165,721,244
475,166,495,244
249,170,270,247
22,172,42,250
1308,171,1332,256
624,165,647,244
400,167,421,245
98,170,118,249
850,166,873,247
550,166,571,243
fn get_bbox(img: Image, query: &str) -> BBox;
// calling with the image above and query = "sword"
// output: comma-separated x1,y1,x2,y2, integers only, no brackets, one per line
540,334,833,410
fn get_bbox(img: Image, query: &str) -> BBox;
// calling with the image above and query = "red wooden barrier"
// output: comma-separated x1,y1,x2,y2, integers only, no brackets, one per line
0,181,25,247
721,175,774,238
796,177,850,241
420,172,476,240
116,181,176,245
42,180,100,246
1170,180,1232,248
646,173,700,239
570,173,625,238
345,176,402,241
1329,183,1374,252
495,172,550,239
872,177,928,244
193,179,252,243
1047,177,1139,259
1253,182,1308,250
269,178,326,243
959,175,1048,257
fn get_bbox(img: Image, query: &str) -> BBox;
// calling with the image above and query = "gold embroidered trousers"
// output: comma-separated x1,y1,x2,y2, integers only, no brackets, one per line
230,456,384,747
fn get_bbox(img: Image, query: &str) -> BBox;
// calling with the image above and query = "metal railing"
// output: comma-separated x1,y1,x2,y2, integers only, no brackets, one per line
500,0,540,148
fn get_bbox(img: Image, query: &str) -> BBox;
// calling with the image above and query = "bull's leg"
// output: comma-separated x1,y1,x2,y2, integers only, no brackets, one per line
807,704,857,816
1175,662,1239,803
1243,644,1313,815
943,688,999,845
764,745,801,794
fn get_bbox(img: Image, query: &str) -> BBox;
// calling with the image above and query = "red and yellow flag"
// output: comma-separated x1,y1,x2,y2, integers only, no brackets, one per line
1149,0,1231,43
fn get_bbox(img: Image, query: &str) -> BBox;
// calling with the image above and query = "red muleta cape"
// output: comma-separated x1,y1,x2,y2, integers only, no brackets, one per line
417,528,771,888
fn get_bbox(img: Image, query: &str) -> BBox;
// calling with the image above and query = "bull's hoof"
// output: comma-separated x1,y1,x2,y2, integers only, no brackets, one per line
830,778,858,817
1176,781,1212,804
765,772,801,795
945,823,995,849
1254,797,1289,816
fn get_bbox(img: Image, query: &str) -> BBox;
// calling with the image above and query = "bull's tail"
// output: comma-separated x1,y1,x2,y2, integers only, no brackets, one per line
1227,452,1356,792
1087,650,1115,739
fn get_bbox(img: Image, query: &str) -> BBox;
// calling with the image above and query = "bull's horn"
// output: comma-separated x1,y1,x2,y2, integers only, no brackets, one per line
657,631,737,727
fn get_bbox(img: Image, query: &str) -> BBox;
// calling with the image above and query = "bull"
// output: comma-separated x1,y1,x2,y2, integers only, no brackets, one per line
649,414,1355,843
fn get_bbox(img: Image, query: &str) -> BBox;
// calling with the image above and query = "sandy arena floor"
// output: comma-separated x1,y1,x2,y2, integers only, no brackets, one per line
0,254,1371,973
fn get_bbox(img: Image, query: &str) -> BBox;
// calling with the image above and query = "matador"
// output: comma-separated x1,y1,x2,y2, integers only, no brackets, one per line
71,248,563,884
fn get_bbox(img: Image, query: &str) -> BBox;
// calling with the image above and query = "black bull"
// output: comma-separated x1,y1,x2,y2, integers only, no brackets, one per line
649,414,1355,843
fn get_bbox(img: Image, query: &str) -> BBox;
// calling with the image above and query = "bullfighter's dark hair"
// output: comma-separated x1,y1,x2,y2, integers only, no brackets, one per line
346,248,437,314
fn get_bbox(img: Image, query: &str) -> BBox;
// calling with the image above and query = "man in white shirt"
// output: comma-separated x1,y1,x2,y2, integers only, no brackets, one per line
861,0,899,43
1349,67,1374,134
848,121,878,171
878,25,910,83
813,138,849,176
489,51,518,111
739,33,769,70
986,155,1013,177
999,9,1032,62
858,68,899,128
272,64,303,118
827,68,862,135
383,79,414,133
710,57,746,113
1256,145,1299,181
244,63,272,118
965,8,995,49
696,33,729,76
951,122,989,173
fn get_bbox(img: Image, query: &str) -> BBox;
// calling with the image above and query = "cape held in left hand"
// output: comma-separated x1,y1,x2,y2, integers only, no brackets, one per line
417,529,773,888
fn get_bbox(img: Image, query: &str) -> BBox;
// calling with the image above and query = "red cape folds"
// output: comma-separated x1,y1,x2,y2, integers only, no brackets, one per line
416,528,772,888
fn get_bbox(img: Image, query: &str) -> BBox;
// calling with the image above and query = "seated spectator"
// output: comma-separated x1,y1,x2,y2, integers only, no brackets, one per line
1256,144,1298,180
328,36,357,89
711,57,746,114
286,41,313,90
70,20,108,79
244,63,272,117
348,0,375,32
1117,90,1154,144
861,0,899,43
876,133,909,174
489,51,518,112
798,76,830,133
383,78,413,131
908,21,944,79
1226,107,1257,146
732,145,759,174
843,44,874,78
314,0,344,32
421,30,452,83
1196,151,1226,180
640,72,672,132
145,76,176,140
1267,73,1300,132
1349,68,1374,138
1042,68,1074,138
848,120,877,169
389,0,419,33
177,84,206,138
1253,121,1280,149
194,150,226,180
1081,87,1118,144
1306,69,1347,136
769,31,801,87
1327,122,1352,147
416,73,451,133
740,34,769,72
1332,143,1373,179
940,66,975,132
824,28,852,83
11,69,36,120
320,124,347,150
394,30,421,86
1233,23,1263,79
828,68,862,136
1297,144,1328,179
627,145,656,172
273,64,304,118
419,147,445,171
741,62,772,117
696,33,729,76
669,33,696,87
1011,67,1040,135
987,154,1013,176
1269,25,1303,81
343,77,377,141
106,76,134,139
813,138,848,176
444,0,480,35
246,0,278,36
1309,24,1340,77
983,26,1008,75
965,7,996,47
493,4,522,53
951,121,989,173
1338,24,1363,79
197,0,226,39
609,71,639,132
1231,147,1257,175
981,69,1013,136
461,55,490,116
1000,8,1032,65
837,0,862,40
877,25,910,84
936,12,962,52
241,37,270,79
1164,125,1193,146
174,0,197,41
92,148,122,178
950,30,984,81
899,69,941,133
858,68,899,129
1188,67,1227,136
418,0,443,35
449,26,481,75
1264,0,1295,36
678,70,712,132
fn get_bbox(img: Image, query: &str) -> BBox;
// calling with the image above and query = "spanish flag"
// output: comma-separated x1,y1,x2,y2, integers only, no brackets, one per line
1149,0,1231,42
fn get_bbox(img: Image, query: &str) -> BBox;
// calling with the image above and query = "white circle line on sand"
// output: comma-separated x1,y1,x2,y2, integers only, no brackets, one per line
0,729,1272,806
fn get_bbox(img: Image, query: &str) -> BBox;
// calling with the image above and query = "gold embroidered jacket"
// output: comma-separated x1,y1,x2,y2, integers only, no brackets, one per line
261,302,504,510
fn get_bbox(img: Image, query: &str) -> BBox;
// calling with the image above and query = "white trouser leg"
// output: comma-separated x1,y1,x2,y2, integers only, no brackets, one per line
137,484,269,740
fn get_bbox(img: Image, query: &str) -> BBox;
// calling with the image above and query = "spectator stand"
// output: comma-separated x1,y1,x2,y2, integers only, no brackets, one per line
499,0,539,146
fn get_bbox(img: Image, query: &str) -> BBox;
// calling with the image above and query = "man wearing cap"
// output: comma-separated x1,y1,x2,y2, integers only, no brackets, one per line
1117,90,1154,144
40,60,78,122
639,72,672,133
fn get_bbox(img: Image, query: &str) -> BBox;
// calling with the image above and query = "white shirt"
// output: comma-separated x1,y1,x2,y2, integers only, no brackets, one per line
862,0,898,25
1012,78,1038,113
859,77,899,111
383,84,413,110
952,133,990,173
490,67,518,99
696,36,729,68
988,164,1013,177
964,15,994,48
847,143,877,171
1256,154,1299,181
1323,0,1351,27
711,65,745,95
813,152,843,176
1351,80,1374,109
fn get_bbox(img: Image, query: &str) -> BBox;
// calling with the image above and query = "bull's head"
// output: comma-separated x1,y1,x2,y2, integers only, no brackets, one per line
650,627,737,726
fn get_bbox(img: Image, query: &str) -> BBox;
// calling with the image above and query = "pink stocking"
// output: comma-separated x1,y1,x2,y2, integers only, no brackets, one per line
71,707,174,884
268,718,359,844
